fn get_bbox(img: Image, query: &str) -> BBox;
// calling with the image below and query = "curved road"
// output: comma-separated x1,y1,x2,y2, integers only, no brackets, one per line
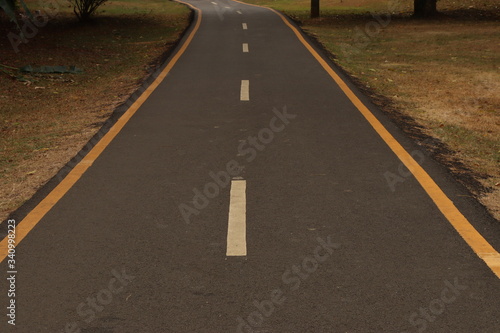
1,0,500,332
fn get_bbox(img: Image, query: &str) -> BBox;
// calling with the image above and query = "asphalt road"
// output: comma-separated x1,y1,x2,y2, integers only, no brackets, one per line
2,0,500,332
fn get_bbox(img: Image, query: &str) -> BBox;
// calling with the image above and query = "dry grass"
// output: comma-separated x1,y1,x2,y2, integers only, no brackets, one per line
0,0,190,221
243,0,500,219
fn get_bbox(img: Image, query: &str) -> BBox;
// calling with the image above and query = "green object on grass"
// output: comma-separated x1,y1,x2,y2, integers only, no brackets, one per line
19,65,84,74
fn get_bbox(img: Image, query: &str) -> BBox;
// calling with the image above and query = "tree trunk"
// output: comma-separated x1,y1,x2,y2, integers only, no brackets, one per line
414,0,438,17
311,0,320,18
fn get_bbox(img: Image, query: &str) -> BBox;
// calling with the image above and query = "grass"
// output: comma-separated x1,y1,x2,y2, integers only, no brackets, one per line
242,0,500,219
0,0,190,221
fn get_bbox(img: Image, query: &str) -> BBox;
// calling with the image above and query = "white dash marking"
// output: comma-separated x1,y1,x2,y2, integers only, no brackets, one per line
242,23,248,30
237,10,242,14
211,1,217,5
240,80,249,101
225,6,231,9
226,179,247,256
242,43,249,53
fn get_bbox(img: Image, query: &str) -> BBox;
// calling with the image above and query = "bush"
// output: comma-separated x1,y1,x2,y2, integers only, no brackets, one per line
68,0,108,22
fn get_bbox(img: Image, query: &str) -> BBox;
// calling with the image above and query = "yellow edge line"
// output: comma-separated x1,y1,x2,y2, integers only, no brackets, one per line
233,0,500,278
0,1,202,263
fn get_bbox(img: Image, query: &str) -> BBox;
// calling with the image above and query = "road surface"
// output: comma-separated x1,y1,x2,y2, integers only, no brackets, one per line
1,0,500,332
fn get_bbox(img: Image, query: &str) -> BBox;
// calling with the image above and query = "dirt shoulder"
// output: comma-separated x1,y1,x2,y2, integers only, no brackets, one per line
0,1,191,222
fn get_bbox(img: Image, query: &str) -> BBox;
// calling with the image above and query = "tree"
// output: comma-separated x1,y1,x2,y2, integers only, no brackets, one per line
68,0,108,22
413,0,438,18
311,0,320,18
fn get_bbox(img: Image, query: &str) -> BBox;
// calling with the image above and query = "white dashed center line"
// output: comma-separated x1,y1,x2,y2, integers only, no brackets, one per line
242,23,248,30
242,43,249,53
237,10,242,14
240,80,249,101
226,179,247,257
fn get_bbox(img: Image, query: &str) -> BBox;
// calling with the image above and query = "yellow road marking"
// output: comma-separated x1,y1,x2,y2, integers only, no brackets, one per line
0,1,202,263
232,0,500,278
